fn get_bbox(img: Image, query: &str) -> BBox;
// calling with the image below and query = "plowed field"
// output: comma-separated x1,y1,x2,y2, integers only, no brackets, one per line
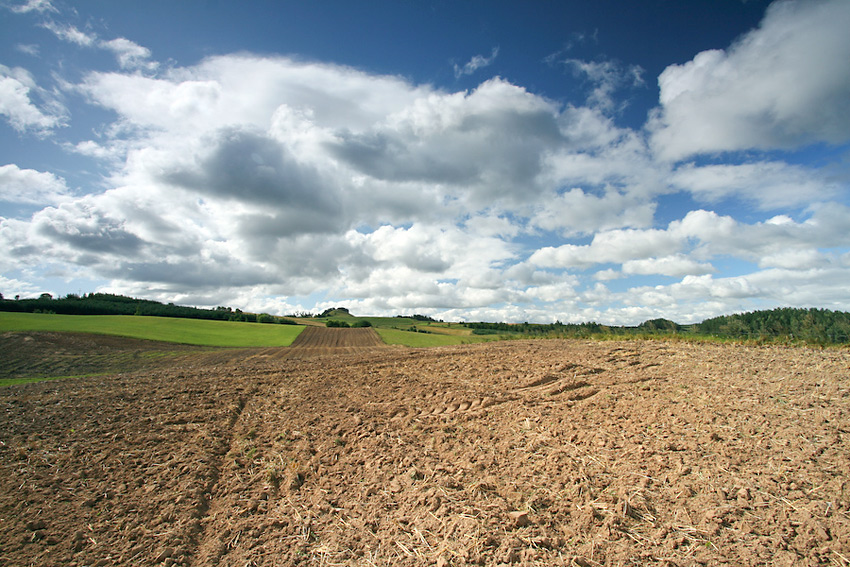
286,326,387,357
1,334,849,566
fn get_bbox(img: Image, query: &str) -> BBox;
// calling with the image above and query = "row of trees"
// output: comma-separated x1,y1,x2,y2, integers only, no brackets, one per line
463,309,850,345
0,293,294,325
696,308,850,344
464,321,606,337
326,319,372,328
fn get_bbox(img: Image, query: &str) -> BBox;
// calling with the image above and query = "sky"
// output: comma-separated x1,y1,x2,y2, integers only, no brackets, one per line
1,0,849,324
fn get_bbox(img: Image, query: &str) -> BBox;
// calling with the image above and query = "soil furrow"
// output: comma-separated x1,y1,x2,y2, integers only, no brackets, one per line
190,387,258,566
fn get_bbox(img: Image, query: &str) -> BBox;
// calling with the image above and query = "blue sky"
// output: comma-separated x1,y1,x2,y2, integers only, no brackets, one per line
1,0,849,324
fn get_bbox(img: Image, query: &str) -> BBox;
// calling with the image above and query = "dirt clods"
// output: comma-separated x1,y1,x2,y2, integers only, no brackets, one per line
1,334,849,565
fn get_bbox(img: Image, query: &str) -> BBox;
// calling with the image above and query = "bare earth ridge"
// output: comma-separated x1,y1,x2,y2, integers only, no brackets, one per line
1,329,849,566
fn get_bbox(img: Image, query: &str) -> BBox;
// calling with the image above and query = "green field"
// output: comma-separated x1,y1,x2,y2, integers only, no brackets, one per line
0,312,304,347
375,327,492,347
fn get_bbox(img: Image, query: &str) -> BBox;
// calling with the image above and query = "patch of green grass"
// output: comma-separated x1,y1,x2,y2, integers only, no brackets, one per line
0,312,305,347
375,327,492,347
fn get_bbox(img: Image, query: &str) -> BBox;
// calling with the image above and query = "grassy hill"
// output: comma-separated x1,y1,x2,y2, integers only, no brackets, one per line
0,312,304,347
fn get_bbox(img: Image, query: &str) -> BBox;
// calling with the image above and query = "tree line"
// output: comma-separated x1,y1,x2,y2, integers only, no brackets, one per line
464,308,849,345
0,293,295,325
696,307,850,344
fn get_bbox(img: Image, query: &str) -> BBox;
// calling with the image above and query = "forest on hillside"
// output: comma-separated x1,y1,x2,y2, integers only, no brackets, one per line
0,293,292,324
696,307,850,344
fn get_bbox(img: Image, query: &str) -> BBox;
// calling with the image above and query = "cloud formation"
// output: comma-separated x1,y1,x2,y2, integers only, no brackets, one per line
0,164,69,204
9,0,55,14
0,65,66,132
1,0,848,324
42,21,158,70
454,47,499,78
562,58,644,112
650,0,850,161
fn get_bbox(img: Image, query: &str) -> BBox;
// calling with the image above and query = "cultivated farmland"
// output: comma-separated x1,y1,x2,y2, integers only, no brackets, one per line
0,329,848,566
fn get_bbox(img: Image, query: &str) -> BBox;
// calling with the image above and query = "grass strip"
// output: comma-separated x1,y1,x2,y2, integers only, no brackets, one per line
0,373,115,388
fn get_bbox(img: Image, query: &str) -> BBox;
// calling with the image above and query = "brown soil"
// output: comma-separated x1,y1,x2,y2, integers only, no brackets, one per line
0,331,209,382
1,332,849,566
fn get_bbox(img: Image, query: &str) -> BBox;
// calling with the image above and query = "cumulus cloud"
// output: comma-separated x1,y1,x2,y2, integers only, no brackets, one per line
529,206,850,279
0,64,66,132
670,161,841,210
622,255,714,277
530,188,655,237
530,228,681,269
669,206,850,262
0,164,69,204
2,11,847,324
650,0,850,161
327,77,562,204
161,127,339,214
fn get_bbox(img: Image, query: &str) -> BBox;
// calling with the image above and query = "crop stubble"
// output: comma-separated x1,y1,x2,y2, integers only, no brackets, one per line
0,330,848,566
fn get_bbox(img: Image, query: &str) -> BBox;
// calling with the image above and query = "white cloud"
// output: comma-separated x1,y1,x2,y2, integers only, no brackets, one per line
9,0,56,14
545,106,667,199
622,255,714,277
757,249,828,270
530,188,654,237
650,0,850,161
530,228,681,269
670,206,850,262
42,21,158,71
562,58,644,111
0,64,66,132
0,164,69,204
15,44,40,56
670,161,840,209
99,38,159,71
453,47,499,78
2,24,847,323
327,76,562,204
529,205,850,279
42,21,97,46
69,140,125,161
615,261,850,325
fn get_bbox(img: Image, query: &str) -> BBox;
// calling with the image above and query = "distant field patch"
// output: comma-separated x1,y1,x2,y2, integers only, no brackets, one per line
375,327,491,347
0,313,304,347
